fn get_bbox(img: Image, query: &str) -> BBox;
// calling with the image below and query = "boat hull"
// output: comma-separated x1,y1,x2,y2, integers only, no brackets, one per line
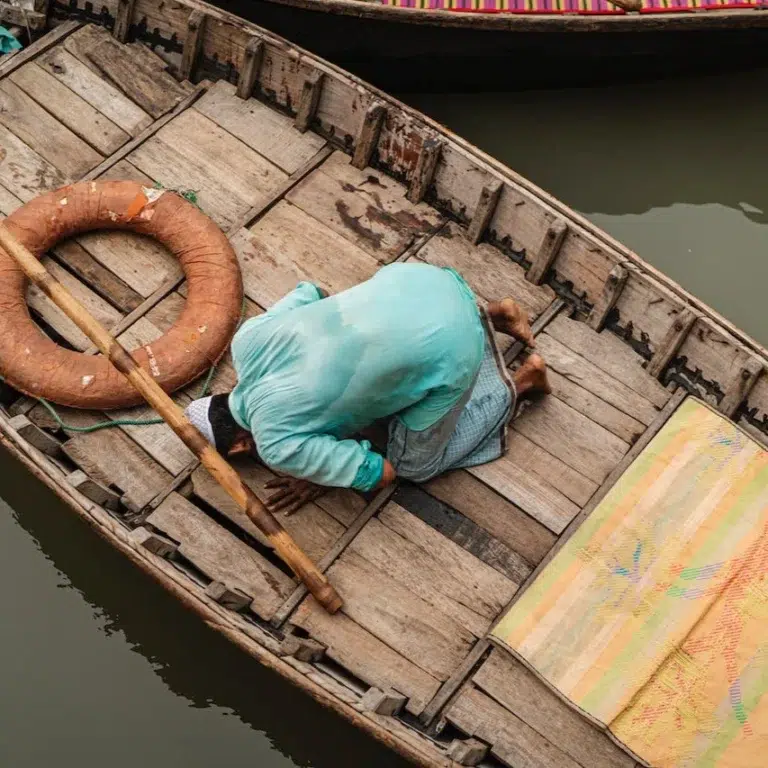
215,0,768,90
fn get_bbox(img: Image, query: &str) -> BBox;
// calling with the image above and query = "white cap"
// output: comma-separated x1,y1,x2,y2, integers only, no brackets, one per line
183,396,216,446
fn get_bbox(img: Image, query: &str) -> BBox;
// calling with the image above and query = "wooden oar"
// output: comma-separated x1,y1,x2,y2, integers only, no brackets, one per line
0,223,343,615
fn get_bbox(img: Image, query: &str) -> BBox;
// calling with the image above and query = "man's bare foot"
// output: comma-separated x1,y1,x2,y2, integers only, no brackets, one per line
488,298,536,348
514,353,552,398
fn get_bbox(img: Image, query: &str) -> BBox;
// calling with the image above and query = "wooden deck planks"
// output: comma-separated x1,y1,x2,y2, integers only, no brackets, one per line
195,80,326,174
474,651,635,768
9,62,130,156
0,122,67,201
27,257,123,350
547,314,670,409
37,47,152,136
446,686,581,768
230,200,380,309
348,502,517,638
415,221,555,319
293,597,442,717
0,79,102,178
324,550,476,681
425,471,556,567
146,492,294,619
286,150,442,263
0,181,21,216
512,396,629,486
190,462,347,564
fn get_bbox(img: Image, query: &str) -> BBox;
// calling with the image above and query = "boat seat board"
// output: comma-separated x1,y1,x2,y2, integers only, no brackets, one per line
379,0,766,13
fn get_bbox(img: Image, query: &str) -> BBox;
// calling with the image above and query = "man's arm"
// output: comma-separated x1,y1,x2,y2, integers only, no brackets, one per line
265,281,327,318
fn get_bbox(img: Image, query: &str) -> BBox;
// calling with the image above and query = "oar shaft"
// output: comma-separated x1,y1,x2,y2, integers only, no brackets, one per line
0,223,342,614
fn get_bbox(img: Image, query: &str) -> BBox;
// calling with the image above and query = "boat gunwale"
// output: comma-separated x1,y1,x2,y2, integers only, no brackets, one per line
236,0,768,32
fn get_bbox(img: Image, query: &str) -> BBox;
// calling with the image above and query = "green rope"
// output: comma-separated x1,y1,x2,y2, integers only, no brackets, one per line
153,181,201,209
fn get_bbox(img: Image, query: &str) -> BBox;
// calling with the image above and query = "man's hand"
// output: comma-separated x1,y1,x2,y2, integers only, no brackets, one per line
264,476,326,516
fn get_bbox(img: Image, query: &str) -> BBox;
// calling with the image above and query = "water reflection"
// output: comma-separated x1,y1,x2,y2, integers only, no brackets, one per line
0,447,405,768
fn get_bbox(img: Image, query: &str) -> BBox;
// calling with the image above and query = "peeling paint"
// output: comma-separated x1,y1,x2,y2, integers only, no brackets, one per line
145,345,161,378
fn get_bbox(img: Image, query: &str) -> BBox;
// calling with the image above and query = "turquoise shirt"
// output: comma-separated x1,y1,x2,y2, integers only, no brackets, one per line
228,263,484,491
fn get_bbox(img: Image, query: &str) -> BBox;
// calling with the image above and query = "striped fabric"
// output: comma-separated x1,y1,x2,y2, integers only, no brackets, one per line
493,398,768,768
379,0,764,14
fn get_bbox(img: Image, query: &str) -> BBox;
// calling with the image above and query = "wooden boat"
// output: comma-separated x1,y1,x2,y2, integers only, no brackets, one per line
211,0,768,90
1,6,767,766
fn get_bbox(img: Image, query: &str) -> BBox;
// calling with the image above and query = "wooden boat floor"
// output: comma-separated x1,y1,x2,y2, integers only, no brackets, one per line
0,23,678,768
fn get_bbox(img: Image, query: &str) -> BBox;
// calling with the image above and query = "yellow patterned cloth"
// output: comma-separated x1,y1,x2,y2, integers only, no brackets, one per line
493,398,768,768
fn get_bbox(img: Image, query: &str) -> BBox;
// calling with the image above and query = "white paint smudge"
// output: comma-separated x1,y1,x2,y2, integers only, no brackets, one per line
81,374,94,388
142,187,165,204
145,345,161,378
59,197,68,206
107,210,119,222
197,325,207,334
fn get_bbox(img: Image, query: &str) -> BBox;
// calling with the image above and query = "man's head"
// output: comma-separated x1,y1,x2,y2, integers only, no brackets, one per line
183,394,254,456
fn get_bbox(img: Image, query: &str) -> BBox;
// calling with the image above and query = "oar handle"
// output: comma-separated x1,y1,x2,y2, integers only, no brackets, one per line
0,222,343,615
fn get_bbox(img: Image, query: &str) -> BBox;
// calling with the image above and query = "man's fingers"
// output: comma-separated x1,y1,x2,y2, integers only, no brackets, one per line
264,477,290,490
283,499,307,516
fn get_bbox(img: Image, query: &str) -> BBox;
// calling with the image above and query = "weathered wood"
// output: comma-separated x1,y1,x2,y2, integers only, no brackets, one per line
0,180,21,217
61,419,173,512
469,448,583,536
65,468,121,510
286,151,441,263
191,462,345,563
269,485,395,628
279,634,326,663
236,36,263,100
0,79,101,178
547,314,670,408
86,37,190,119
587,263,629,331
424,471,555,566
146,493,294,619
130,526,179,557
113,0,136,42
535,333,659,427
326,550,475,681
37,47,152,136
205,580,252,611
82,81,208,181
27,257,123,351
73,230,181,299
349,503,516,637
415,222,554,318
719,355,763,418
646,306,698,379
670,317,756,408
293,596,441,717
526,218,569,286
8,414,61,456
513,395,629,486
225,145,333,234
447,738,488,766
0,20,81,79
10,63,130,156
294,69,324,133
180,9,205,82
446,686,580,768
467,179,502,245
503,297,568,366
547,369,645,444
407,135,442,204
200,82,326,176
231,201,379,309
360,687,407,717
474,651,635,768
130,107,287,230
0,5,44,29
392,484,533,585
352,100,386,171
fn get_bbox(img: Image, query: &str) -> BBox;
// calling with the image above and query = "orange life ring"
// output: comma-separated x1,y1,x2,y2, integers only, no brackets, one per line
0,180,243,409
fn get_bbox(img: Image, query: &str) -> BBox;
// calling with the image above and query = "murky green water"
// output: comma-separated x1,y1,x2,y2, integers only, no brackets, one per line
3,65,768,767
